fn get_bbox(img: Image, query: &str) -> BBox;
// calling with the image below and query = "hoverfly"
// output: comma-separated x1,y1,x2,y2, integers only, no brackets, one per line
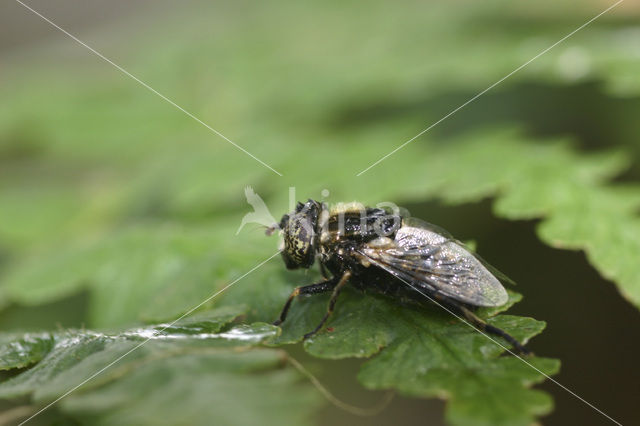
269,199,529,355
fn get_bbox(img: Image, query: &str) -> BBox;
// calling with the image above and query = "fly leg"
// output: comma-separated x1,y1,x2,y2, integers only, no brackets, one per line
434,294,531,355
320,262,331,279
463,306,531,355
273,277,338,326
303,271,351,340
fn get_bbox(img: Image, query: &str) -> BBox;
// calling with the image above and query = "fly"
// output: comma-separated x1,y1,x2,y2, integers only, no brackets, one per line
269,199,530,355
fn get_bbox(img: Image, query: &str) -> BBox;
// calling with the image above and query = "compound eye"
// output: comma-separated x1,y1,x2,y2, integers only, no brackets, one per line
279,214,289,230
283,215,315,268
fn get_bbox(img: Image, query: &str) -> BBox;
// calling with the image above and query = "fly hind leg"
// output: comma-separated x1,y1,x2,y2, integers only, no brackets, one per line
460,305,531,355
273,277,338,326
433,294,531,355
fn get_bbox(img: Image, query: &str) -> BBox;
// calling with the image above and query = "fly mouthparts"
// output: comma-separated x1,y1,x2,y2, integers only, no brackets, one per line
265,224,279,236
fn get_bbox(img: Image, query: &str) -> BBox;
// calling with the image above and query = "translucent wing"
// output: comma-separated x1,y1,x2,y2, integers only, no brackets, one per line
358,218,509,307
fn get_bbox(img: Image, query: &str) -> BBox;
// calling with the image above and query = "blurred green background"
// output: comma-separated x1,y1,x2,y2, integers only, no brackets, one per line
1,0,640,425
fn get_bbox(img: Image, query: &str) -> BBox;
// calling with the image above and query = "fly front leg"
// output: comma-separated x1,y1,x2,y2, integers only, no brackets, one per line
303,270,352,340
273,277,339,326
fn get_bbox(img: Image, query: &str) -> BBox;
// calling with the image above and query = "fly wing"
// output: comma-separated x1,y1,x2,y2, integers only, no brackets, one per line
358,218,509,307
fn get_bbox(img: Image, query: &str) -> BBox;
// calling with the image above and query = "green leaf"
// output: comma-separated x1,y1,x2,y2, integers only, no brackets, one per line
0,333,54,371
363,356,559,426
61,352,318,426
269,287,559,426
0,307,322,426
0,291,558,426
1,223,277,327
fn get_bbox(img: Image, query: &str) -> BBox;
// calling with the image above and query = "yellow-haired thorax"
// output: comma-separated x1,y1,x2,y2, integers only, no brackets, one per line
329,201,367,215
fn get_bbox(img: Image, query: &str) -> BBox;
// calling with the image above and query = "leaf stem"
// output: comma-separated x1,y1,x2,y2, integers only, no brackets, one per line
286,354,395,417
